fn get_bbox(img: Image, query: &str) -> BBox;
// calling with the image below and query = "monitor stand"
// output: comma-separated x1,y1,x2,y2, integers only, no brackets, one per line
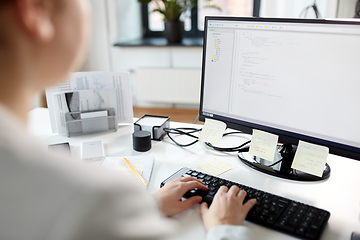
238,143,331,181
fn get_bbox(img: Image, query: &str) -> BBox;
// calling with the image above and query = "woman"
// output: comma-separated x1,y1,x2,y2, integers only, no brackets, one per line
0,0,256,239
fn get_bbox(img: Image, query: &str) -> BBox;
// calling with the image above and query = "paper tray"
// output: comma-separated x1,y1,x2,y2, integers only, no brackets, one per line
65,108,117,137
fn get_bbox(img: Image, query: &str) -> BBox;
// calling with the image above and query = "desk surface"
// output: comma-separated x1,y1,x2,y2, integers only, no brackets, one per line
28,108,360,240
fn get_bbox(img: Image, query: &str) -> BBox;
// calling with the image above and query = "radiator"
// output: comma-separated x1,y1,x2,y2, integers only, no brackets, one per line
134,68,201,104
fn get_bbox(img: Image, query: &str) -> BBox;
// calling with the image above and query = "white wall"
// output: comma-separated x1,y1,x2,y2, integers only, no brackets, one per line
338,0,358,17
80,0,111,71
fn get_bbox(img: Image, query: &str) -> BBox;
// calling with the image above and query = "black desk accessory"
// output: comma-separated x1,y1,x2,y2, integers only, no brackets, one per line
133,130,151,152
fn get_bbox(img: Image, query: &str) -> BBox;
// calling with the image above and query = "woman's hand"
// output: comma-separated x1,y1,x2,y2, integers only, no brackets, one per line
200,185,256,230
153,176,208,217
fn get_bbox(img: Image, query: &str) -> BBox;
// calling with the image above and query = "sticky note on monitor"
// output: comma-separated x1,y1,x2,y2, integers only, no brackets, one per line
198,118,226,145
249,129,279,162
197,158,233,176
291,141,329,177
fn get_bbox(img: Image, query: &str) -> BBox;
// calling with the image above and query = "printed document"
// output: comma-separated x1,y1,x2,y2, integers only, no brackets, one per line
46,71,133,134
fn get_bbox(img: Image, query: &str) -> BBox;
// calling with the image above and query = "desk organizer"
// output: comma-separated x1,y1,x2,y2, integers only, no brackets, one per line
65,108,117,137
134,115,170,141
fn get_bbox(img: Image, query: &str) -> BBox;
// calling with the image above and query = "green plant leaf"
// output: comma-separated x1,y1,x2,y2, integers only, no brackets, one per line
153,8,166,16
203,4,222,11
142,0,221,22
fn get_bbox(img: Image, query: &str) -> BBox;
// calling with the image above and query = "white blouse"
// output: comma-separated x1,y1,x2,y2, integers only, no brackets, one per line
0,104,254,240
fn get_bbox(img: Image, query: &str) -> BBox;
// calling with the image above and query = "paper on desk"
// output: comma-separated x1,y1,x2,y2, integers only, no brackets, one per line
198,118,227,144
136,116,168,136
116,165,144,177
46,71,133,134
197,158,233,176
45,81,72,133
291,141,328,177
249,129,279,162
101,156,154,183
136,116,168,127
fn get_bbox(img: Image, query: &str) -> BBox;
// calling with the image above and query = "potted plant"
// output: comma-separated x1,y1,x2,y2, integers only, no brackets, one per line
138,0,220,43
356,0,360,18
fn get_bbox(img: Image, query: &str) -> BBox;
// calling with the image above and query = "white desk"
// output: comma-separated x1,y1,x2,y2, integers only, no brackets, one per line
28,108,360,240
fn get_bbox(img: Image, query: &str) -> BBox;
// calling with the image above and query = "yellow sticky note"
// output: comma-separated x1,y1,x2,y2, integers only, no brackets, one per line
291,141,328,177
116,165,144,177
198,118,227,144
249,129,279,162
197,158,233,176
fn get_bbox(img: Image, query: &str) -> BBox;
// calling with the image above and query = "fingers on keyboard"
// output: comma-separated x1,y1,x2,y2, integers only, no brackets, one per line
172,169,330,240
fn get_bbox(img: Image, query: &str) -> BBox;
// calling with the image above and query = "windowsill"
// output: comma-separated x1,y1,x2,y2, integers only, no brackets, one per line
114,37,203,47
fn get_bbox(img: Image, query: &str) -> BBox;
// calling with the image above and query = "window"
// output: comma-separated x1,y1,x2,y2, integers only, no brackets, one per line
198,0,255,30
141,0,261,38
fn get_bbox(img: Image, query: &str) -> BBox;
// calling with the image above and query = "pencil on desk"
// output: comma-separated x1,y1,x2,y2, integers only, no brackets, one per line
123,157,148,186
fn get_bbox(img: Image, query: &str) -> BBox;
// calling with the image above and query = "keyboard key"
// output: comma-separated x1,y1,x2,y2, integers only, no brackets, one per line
313,215,325,228
296,226,306,236
258,215,267,222
204,175,212,181
306,225,320,239
269,206,276,212
279,198,289,204
198,173,205,178
211,178,219,183
276,220,295,232
182,174,192,178
208,191,216,196
267,216,276,225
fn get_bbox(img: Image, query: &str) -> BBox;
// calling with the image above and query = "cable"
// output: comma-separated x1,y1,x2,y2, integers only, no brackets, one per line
192,113,199,124
238,143,287,168
163,128,251,152
205,131,250,152
267,158,284,167
299,0,322,19
266,144,288,167
206,137,250,152
164,127,201,147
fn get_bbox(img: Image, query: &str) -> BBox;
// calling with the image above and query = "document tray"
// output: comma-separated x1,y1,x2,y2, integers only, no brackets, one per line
65,108,117,137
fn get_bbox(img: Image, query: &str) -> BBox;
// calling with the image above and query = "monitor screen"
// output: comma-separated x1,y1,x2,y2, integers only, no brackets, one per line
199,17,360,161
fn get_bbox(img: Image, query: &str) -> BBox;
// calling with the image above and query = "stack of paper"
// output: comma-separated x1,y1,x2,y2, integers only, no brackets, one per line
101,156,154,183
45,71,134,134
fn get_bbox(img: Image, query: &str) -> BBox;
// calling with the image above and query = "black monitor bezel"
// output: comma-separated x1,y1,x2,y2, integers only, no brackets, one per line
199,16,360,161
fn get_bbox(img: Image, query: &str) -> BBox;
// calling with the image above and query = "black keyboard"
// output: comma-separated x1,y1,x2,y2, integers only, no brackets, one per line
160,167,330,240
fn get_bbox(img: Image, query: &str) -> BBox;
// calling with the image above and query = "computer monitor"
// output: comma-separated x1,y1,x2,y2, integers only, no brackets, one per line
199,17,360,181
